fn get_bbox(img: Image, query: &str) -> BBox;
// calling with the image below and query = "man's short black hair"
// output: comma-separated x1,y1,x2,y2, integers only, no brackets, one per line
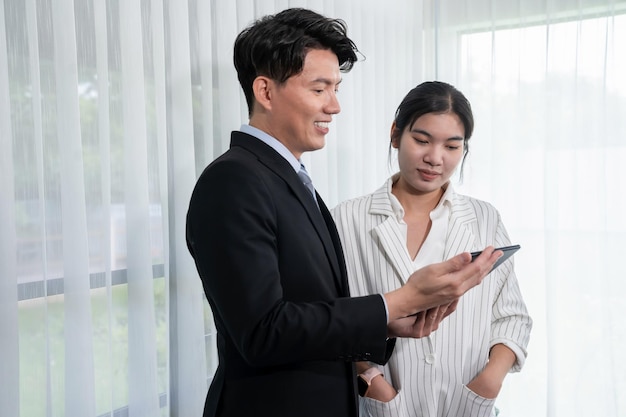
233,8,360,116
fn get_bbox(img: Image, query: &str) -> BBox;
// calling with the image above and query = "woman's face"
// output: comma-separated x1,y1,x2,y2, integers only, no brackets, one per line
392,112,465,196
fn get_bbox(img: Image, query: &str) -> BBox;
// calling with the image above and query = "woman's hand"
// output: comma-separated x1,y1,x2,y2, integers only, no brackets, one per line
466,344,516,399
466,369,502,399
364,372,397,402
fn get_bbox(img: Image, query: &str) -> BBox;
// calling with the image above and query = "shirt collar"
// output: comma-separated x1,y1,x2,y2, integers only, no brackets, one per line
240,124,301,172
387,173,454,221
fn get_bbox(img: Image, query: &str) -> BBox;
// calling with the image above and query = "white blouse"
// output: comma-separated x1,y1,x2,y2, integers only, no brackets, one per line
387,180,451,268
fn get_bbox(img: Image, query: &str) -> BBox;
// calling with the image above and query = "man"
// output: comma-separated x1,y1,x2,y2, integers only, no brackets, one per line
186,8,501,417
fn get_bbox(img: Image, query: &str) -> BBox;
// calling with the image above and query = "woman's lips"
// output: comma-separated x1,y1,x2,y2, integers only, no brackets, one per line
418,169,441,180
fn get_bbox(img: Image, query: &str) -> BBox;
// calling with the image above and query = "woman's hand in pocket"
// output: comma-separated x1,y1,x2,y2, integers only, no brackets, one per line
365,373,397,403
466,370,501,399
467,343,517,399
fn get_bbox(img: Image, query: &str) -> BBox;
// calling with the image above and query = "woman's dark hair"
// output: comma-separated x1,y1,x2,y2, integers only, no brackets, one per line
233,8,360,116
391,81,474,180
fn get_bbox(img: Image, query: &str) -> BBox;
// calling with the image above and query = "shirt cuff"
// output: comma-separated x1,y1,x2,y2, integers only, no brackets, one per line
379,293,389,323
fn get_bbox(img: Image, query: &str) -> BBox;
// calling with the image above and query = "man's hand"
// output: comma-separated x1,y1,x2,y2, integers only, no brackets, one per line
384,247,502,322
387,300,458,338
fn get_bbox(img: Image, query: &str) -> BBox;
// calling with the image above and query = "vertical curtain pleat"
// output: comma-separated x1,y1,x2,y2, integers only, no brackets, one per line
192,0,220,385
0,0,19,414
166,0,207,416
213,1,242,157
92,0,115,414
118,1,160,416
195,0,215,168
51,0,96,415
23,1,53,415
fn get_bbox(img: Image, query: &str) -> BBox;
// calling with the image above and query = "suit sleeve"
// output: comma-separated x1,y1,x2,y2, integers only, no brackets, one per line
186,157,391,367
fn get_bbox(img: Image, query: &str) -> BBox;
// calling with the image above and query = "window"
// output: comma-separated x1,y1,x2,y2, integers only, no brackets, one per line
452,10,626,417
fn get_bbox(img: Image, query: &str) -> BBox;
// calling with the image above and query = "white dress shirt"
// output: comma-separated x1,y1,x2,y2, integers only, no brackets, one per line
332,175,532,417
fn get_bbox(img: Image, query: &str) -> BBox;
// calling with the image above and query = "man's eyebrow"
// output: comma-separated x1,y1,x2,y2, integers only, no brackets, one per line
311,77,343,86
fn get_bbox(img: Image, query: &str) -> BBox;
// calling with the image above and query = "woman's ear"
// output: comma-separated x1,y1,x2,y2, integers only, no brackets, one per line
252,76,273,111
390,121,401,149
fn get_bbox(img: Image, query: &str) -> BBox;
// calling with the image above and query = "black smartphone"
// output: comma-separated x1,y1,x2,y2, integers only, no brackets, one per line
470,244,520,273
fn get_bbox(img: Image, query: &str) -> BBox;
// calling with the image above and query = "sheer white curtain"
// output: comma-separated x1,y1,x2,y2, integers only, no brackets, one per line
5,1,626,416
1,0,177,415
0,1,422,416
428,1,626,416
307,0,426,206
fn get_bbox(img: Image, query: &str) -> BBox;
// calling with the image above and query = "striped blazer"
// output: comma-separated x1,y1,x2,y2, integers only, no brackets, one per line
332,177,532,417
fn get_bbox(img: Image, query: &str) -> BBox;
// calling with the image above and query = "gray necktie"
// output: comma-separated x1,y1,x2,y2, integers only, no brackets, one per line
298,164,317,203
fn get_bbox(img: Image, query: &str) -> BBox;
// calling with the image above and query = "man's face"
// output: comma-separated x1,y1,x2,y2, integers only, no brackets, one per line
264,49,342,159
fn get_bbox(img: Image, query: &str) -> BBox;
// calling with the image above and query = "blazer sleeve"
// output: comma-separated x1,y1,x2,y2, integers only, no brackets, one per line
186,155,391,367
489,211,533,372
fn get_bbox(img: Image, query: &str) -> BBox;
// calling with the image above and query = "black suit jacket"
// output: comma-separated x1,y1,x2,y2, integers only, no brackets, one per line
186,131,394,417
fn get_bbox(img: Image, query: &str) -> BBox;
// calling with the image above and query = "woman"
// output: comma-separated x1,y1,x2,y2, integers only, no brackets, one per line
332,81,532,417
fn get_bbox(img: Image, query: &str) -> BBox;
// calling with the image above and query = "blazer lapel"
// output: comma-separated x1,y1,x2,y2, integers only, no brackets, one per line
372,218,415,285
443,192,480,258
369,183,415,285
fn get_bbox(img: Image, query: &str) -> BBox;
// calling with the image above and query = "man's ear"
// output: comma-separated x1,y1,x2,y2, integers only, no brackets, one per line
252,76,273,111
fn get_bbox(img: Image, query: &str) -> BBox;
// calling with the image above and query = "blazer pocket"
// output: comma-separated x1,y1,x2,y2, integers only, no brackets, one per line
456,385,497,417
361,389,410,417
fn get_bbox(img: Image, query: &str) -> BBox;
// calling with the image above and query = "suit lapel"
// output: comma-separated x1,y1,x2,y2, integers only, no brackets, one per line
318,198,350,295
231,132,345,294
